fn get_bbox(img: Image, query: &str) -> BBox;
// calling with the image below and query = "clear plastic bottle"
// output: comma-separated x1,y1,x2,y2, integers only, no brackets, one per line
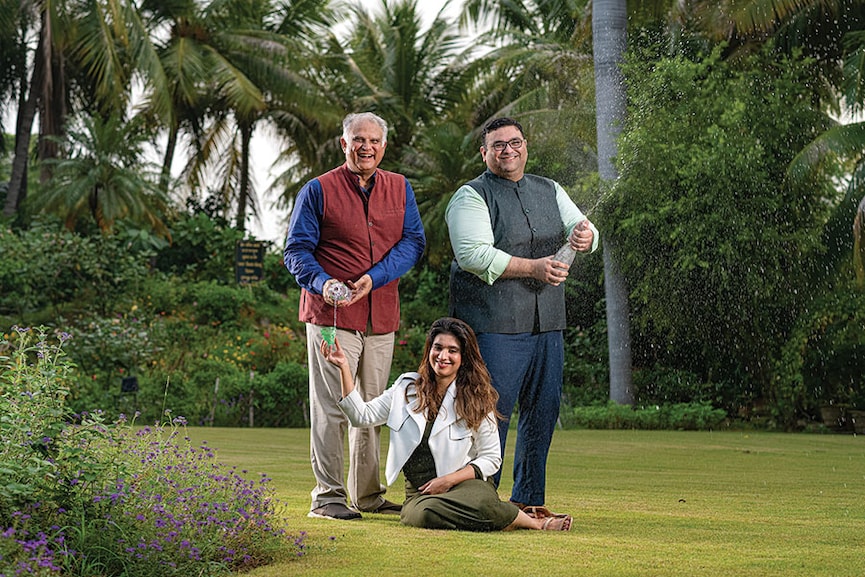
553,242,578,267
326,281,351,303
553,220,589,266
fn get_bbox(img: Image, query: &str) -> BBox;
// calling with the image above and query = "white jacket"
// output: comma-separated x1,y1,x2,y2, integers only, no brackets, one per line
338,372,502,486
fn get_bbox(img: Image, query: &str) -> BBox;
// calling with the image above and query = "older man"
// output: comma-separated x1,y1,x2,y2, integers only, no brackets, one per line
446,117,598,517
285,112,425,520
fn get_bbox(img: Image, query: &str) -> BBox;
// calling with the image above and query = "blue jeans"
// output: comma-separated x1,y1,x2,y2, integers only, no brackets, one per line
477,331,563,507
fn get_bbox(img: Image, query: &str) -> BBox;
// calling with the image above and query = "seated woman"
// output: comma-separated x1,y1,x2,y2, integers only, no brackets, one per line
320,317,571,532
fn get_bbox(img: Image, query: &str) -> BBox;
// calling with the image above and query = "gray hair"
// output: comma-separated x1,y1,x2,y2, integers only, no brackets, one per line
342,112,388,144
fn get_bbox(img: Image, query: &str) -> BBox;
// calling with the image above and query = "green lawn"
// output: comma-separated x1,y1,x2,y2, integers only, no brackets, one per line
184,427,865,577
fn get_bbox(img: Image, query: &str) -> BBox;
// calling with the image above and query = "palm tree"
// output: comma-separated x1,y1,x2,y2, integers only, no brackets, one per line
788,32,865,285
4,0,148,219
164,0,331,233
397,121,482,266
0,0,25,142
707,0,865,285
271,0,474,238
3,0,52,218
33,112,169,235
592,0,632,404
340,0,471,159
460,0,596,142
856,196,865,285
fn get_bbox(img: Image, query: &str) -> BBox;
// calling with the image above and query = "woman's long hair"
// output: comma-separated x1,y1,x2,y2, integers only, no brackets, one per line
411,317,502,430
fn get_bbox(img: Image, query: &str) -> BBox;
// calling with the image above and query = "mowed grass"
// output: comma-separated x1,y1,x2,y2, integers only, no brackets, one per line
184,427,865,577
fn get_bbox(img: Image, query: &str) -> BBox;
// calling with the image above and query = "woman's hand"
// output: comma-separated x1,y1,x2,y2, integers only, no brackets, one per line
320,338,347,368
418,465,476,495
320,337,357,398
418,475,456,495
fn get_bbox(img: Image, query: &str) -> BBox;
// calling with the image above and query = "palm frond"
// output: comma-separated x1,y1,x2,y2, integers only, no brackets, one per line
788,120,865,182
727,0,817,34
842,31,865,115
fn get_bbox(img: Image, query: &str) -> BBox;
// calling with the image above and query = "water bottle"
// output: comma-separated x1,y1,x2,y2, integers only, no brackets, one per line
553,242,577,267
326,281,352,303
553,220,589,267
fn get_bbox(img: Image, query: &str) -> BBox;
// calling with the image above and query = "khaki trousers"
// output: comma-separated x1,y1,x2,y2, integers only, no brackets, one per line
306,323,394,511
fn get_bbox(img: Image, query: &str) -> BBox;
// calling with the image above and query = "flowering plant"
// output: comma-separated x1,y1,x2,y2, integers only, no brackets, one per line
0,327,304,576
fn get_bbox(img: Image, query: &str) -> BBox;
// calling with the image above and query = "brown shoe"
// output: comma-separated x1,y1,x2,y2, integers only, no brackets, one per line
308,503,362,520
367,499,402,515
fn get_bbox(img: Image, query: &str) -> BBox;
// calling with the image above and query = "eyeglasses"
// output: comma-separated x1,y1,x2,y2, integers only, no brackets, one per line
489,138,525,152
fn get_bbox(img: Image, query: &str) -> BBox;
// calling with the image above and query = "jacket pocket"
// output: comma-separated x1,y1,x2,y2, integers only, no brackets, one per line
448,421,472,441
387,409,412,432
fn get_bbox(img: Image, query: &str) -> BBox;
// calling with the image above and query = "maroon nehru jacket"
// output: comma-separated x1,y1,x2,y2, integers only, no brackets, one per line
298,164,407,334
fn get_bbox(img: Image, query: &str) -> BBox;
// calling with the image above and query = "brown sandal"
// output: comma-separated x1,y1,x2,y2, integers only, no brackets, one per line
516,503,570,520
541,515,572,531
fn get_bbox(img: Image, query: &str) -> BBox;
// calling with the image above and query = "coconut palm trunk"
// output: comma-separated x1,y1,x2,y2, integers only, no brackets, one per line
592,0,633,404
3,14,47,218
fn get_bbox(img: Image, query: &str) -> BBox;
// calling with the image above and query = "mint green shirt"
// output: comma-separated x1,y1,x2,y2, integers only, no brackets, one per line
445,181,599,285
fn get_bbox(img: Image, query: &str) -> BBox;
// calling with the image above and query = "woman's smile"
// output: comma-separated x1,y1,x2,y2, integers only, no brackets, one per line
429,333,462,383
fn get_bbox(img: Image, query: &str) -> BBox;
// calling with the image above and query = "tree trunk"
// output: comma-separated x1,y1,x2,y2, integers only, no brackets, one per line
4,27,45,218
236,121,253,233
160,124,178,193
38,43,67,184
592,0,633,404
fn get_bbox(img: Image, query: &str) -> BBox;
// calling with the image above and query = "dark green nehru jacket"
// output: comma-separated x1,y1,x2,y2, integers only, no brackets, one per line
449,170,568,334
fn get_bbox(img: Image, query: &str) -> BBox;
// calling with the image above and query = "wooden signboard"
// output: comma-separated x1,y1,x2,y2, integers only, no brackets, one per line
235,240,265,284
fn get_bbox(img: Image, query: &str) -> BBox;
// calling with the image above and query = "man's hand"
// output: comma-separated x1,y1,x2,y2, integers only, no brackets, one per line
540,257,569,286
502,256,569,286
570,219,594,253
344,274,373,306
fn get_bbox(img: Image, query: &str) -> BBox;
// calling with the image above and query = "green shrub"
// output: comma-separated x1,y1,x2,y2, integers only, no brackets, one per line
252,361,310,427
243,282,300,328
154,213,243,282
601,44,835,418
222,325,307,374
773,283,865,425
0,326,304,576
632,366,722,406
136,275,185,317
390,324,428,383
562,323,610,407
398,265,450,330
188,281,256,326
163,357,249,426
0,225,151,318
263,249,295,295
567,401,727,431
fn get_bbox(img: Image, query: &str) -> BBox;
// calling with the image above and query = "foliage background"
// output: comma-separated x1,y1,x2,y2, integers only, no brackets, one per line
1,0,864,431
